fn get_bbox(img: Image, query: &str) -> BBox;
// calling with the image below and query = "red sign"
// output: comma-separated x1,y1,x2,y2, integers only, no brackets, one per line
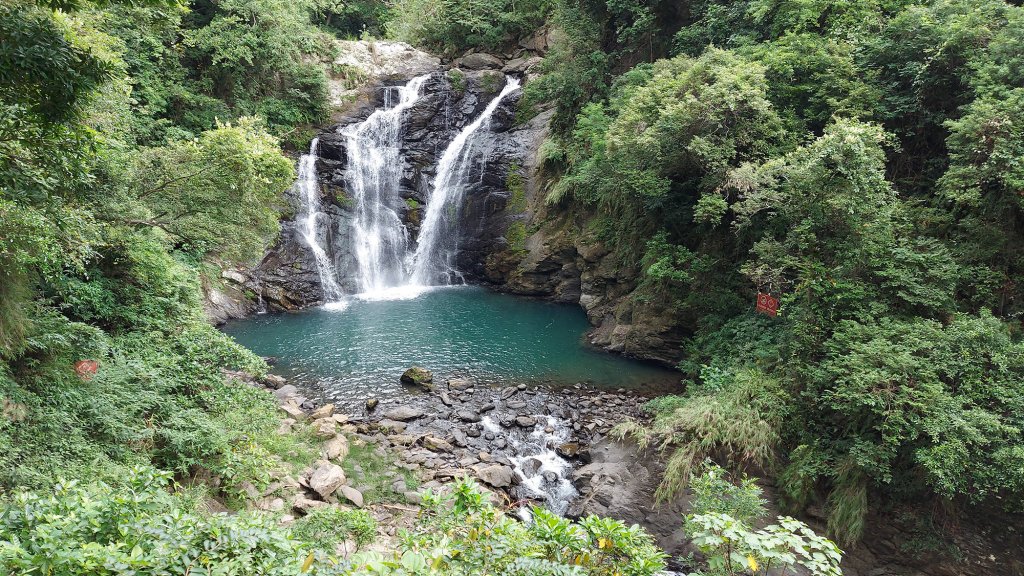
755,293,779,317
74,360,99,380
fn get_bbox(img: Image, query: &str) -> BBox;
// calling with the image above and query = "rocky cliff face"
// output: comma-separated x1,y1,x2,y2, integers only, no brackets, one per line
213,44,547,312
481,145,689,366
207,38,683,366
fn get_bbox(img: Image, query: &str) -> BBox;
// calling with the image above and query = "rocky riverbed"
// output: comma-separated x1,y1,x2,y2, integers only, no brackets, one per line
263,364,658,518
226,364,1020,576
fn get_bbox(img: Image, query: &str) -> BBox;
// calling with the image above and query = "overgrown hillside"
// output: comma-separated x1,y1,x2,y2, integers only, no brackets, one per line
1,0,776,574
3,0,1022,572
386,0,1024,552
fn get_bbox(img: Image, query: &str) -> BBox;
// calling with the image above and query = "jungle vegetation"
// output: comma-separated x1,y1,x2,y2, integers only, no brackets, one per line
2,0,1020,571
391,0,1024,551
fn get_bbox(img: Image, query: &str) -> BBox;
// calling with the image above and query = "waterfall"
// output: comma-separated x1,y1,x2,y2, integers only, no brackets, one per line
410,76,522,286
343,75,429,296
296,138,345,303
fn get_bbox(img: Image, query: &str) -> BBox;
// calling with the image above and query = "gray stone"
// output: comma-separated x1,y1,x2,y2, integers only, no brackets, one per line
309,461,347,498
263,374,287,389
456,410,481,423
515,416,537,428
400,367,433,389
324,435,350,461
311,403,335,419
339,485,364,508
313,419,337,438
502,55,543,75
383,406,424,421
276,418,296,435
292,495,328,514
279,402,306,421
459,53,504,70
273,385,300,403
556,443,582,458
475,464,513,488
447,377,474,391
423,436,454,452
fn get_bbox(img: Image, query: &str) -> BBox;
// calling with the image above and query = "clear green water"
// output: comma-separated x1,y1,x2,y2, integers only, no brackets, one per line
222,286,681,404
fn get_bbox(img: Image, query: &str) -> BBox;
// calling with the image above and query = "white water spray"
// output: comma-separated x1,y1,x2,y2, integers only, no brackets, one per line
482,414,578,515
343,75,429,296
296,138,345,302
410,77,521,286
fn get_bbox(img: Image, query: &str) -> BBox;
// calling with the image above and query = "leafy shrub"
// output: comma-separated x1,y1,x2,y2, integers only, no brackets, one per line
293,506,378,552
687,513,842,576
0,467,345,576
613,368,789,502
683,464,842,576
388,0,550,53
344,479,667,575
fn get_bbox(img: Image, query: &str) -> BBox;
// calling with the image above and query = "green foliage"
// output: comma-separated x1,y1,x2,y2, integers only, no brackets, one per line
293,506,378,552
0,467,348,575
343,479,666,575
314,0,391,38
680,464,842,576
341,438,419,504
446,68,466,95
121,118,294,264
687,513,842,576
388,0,550,53
613,367,789,503
688,461,767,524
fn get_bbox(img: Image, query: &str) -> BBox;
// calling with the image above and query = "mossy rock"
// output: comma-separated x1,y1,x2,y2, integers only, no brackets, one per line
400,366,433,390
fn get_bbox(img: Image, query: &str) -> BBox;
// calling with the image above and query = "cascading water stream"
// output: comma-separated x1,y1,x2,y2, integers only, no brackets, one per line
343,75,429,296
296,138,345,302
410,76,522,286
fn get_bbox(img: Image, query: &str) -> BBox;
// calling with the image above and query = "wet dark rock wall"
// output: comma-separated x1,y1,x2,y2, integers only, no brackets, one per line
248,69,536,309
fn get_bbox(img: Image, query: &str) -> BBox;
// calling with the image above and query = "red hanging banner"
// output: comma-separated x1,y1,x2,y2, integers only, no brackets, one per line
74,360,99,380
755,292,779,317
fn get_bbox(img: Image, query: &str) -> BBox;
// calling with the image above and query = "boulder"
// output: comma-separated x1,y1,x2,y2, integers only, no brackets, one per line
273,385,300,403
339,485,364,508
447,378,474,391
456,410,482,423
309,461,347,498
475,464,513,488
279,402,306,421
556,442,583,458
400,366,433,389
515,416,537,428
502,55,543,75
276,418,296,435
378,419,408,434
324,435,350,461
263,374,287,389
365,397,379,411
389,434,416,446
459,52,504,70
292,495,328,514
521,458,542,476
311,403,335,419
423,436,454,453
256,497,286,512
383,406,424,421
313,419,337,438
